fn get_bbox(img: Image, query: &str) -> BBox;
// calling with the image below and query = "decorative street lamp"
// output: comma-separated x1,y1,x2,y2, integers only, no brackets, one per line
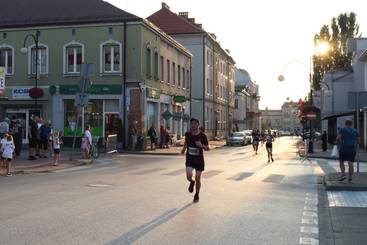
277,41,331,153
21,30,43,109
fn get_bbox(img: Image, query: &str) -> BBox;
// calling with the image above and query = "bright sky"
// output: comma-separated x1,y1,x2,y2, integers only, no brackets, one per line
107,0,367,109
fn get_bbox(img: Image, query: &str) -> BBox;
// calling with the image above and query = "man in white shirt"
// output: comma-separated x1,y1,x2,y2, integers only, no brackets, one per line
85,125,92,146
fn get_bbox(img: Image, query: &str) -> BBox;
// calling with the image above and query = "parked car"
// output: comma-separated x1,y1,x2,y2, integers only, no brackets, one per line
244,131,252,145
228,132,247,146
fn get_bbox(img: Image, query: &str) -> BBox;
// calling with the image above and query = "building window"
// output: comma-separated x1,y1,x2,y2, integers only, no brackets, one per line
146,47,151,78
206,79,209,93
186,69,190,89
178,65,181,87
160,56,164,82
64,42,84,74
30,45,48,75
0,45,14,75
207,50,210,65
166,59,170,84
172,62,176,84
154,51,159,80
182,67,186,88
100,40,122,74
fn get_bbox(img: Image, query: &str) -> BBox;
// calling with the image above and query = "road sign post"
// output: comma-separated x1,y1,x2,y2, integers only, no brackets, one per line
70,63,94,160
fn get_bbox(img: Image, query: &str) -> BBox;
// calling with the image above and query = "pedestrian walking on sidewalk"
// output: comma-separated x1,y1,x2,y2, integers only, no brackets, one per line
0,133,8,169
181,118,209,203
148,123,157,150
265,129,274,163
1,134,15,176
81,133,90,159
321,130,327,152
52,131,62,166
336,119,359,182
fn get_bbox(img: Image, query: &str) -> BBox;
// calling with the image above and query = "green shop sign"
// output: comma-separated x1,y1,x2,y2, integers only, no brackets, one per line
59,84,122,95
173,95,186,103
146,87,160,99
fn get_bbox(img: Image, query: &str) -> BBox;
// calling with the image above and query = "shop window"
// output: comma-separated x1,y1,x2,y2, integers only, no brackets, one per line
0,45,14,75
64,100,82,137
84,100,103,137
105,99,119,113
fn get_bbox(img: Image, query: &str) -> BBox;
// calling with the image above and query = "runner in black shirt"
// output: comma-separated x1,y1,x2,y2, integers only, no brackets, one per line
181,118,209,203
265,129,274,163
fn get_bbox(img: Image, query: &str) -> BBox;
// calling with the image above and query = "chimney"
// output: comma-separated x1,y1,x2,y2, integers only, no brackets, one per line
210,33,217,40
196,24,202,29
161,2,170,9
188,18,195,23
225,49,230,54
179,12,189,18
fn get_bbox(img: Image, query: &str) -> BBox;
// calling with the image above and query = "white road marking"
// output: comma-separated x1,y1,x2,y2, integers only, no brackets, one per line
299,237,319,245
300,226,318,234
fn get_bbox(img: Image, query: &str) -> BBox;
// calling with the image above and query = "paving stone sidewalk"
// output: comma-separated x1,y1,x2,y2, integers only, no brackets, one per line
0,149,92,176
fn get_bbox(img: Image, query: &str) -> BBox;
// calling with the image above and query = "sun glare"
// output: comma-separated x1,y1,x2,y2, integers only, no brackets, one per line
315,41,330,55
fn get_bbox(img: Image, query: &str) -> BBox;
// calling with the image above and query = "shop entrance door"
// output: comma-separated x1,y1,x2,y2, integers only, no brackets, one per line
5,109,41,144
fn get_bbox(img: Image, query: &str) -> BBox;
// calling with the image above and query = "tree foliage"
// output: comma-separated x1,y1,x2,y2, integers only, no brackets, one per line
312,12,361,90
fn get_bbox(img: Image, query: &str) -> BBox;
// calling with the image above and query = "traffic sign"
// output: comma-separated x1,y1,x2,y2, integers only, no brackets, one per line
74,92,90,107
0,67,5,96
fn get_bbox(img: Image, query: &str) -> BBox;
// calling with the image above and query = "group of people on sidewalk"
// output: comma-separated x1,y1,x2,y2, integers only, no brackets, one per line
0,115,63,176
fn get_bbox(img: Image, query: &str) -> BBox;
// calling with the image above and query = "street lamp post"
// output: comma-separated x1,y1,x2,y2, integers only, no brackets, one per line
21,31,40,109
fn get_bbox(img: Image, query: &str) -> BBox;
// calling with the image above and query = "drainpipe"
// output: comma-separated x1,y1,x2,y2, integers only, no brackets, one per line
123,21,127,149
202,35,206,130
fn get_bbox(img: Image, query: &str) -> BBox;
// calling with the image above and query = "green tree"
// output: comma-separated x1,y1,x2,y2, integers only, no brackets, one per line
312,12,361,90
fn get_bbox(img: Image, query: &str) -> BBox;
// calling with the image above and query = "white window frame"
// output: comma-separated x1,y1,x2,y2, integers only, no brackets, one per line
63,41,85,75
0,44,15,76
100,39,122,74
28,42,49,76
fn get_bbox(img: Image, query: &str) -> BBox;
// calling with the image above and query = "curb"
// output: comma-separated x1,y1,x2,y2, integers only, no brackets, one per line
323,175,367,191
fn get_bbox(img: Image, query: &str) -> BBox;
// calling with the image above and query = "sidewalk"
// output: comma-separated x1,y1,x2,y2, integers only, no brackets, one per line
299,139,367,162
119,139,228,155
298,139,367,191
0,149,92,176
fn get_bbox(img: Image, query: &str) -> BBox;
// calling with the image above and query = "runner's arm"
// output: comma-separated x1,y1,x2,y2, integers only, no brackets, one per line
181,136,187,154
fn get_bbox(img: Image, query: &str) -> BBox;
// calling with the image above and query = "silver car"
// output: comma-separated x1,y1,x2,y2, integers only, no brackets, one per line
229,132,247,146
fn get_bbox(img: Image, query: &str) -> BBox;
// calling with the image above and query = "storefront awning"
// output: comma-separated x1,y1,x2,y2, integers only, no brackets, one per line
322,111,355,120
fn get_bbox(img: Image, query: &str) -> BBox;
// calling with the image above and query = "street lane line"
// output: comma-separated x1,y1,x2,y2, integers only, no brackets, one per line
299,237,319,245
300,226,318,235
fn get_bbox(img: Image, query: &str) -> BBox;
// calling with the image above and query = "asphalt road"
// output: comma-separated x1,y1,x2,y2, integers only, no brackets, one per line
0,137,323,245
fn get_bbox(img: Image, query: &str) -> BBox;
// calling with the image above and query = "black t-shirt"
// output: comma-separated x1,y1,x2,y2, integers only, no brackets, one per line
29,121,38,139
185,131,208,164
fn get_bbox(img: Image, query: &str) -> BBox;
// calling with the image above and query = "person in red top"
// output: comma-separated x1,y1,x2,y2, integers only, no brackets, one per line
181,118,209,203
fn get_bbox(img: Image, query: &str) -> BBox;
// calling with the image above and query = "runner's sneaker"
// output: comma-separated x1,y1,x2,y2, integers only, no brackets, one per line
338,175,346,181
188,180,195,193
348,178,352,183
6,173,12,177
193,193,199,203
271,158,274,162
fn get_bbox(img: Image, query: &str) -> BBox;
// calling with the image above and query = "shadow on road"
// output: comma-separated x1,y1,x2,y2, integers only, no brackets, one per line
105,203,193,245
